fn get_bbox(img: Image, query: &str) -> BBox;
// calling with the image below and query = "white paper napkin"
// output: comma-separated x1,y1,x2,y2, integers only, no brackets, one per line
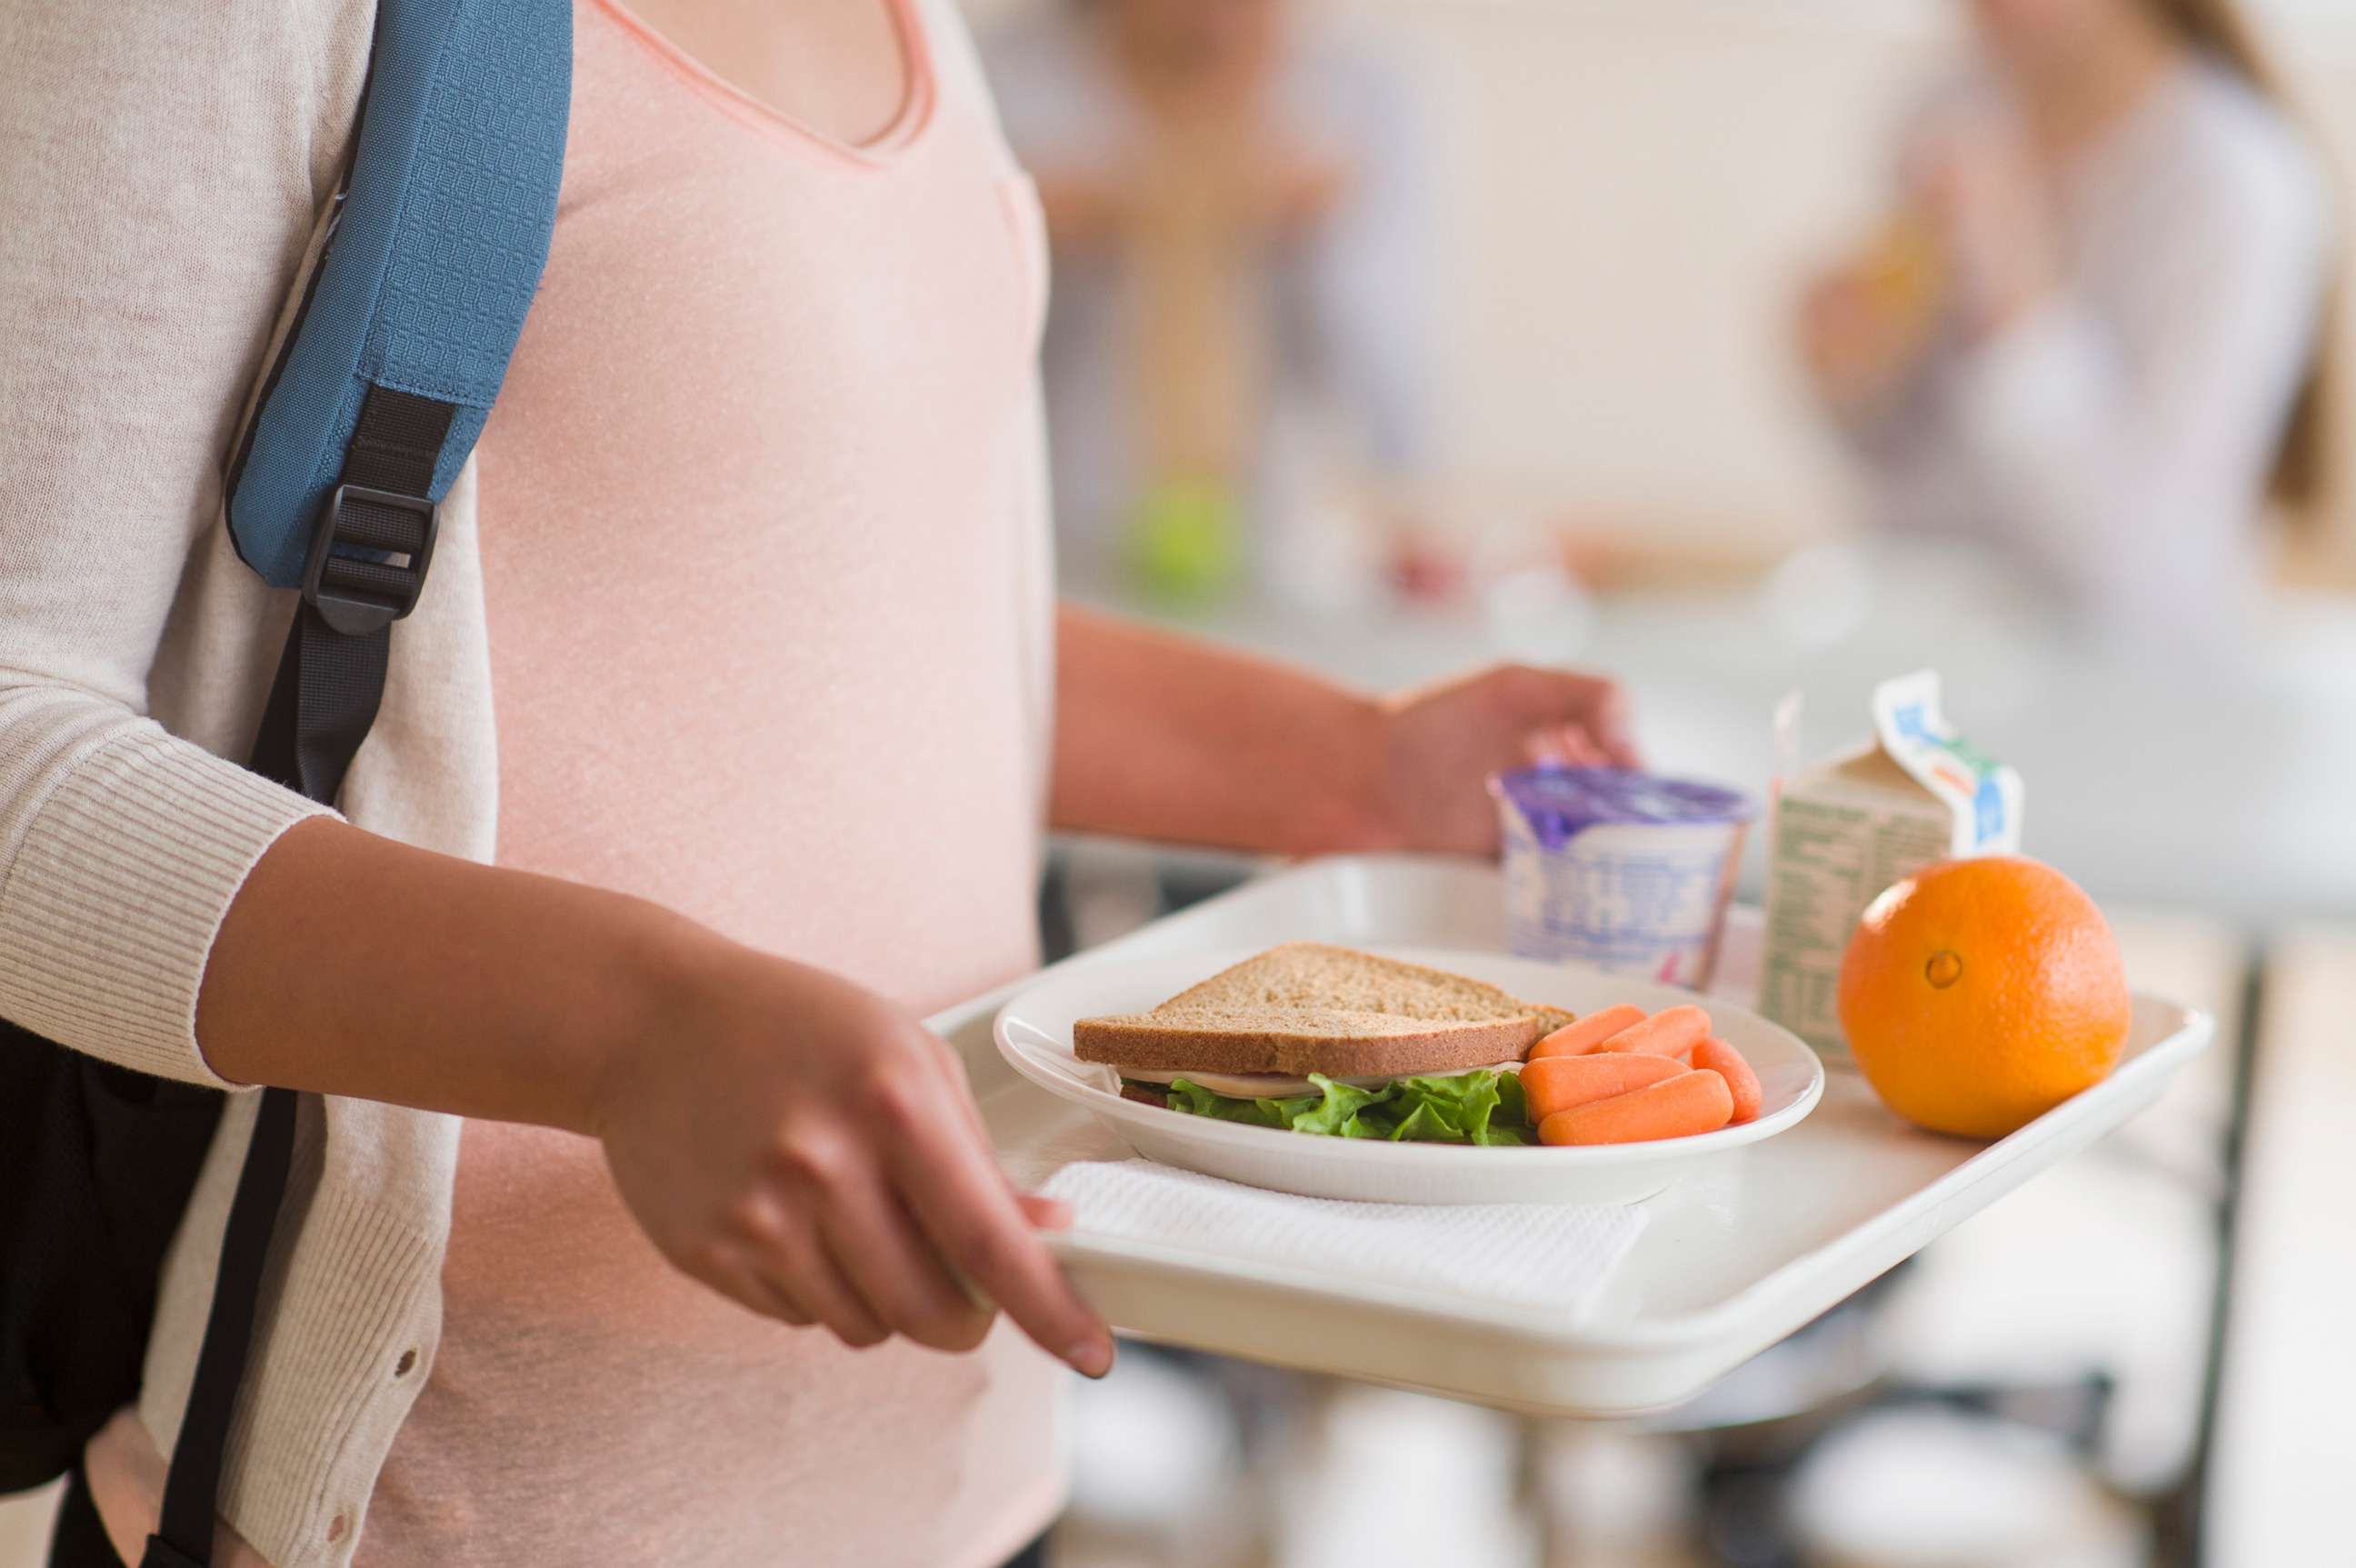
1042,1159,1651,1320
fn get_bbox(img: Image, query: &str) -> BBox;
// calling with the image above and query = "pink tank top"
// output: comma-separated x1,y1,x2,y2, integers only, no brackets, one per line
356,3,1062,1563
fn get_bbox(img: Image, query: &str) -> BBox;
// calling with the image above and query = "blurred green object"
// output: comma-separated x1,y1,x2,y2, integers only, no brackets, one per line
1128,478,1242,604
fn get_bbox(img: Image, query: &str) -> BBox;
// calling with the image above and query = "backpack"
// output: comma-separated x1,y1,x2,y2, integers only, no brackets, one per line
0,2,569,1562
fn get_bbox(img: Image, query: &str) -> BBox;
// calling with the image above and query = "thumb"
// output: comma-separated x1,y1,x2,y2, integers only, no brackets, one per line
1539,674,1640,769
1019,1193,1073,1231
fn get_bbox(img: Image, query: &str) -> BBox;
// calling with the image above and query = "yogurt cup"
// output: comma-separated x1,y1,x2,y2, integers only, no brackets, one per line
1491,767,1759,990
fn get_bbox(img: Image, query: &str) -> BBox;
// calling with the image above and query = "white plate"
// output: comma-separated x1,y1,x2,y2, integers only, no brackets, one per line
993,944,1823,1205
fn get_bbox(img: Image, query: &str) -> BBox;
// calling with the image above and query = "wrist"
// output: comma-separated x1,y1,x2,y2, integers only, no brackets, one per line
1957,237,2053,343
575,895,724,1140
1328,690,1410,854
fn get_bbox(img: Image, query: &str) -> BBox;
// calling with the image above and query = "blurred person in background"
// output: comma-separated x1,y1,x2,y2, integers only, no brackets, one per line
1798,0,2336,646
985,0,1433,609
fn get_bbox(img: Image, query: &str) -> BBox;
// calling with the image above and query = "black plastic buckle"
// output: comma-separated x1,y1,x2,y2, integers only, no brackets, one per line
302,484,439,636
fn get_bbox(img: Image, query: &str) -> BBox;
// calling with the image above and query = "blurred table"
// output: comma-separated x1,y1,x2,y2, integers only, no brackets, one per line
2205,924,2356,1568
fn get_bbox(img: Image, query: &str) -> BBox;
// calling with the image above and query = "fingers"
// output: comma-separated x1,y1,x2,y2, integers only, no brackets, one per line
731,1153,1023,1355
737,1038,1091,1361
885,1103,1113,1379
727,1221,888,1347
1563,674,1642,768
929,1036,1066,1225
714,1247,814,1326
1498,664,1649,767
816,1178,995,1353
1516,668,1638,773
1020,1193,1073,1230
1596,719,1642,772
1523,724,1606,771
760,1174,1072,1353
760,1104,998,1353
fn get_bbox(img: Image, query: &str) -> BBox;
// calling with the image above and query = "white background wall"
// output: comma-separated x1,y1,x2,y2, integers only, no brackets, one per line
967,0,2356,554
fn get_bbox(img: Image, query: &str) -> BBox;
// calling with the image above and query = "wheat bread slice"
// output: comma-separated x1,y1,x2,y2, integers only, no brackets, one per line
1073,942,1577,1078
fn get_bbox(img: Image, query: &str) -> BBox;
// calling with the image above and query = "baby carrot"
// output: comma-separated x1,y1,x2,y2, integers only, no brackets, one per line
1539,1068,1734,1146
1530,1004,1648,1060
1691,1037,1762,1123
1595,1004,1712,1059
1522,1052,1684,1123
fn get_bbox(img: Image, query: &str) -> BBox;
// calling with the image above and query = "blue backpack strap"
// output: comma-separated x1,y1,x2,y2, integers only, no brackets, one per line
144,8,568,1568
225,0,569,616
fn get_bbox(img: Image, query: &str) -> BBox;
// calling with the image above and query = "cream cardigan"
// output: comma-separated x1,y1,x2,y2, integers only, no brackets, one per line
2,5,1039,1565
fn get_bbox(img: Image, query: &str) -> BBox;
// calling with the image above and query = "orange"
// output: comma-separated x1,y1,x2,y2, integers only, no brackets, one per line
1837,856,2131,1139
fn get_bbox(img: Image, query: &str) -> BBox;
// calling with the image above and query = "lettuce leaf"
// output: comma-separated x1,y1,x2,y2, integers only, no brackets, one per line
1283,1075,1387,1135
1160,1079,1294,1126
1153,1069,1530,1145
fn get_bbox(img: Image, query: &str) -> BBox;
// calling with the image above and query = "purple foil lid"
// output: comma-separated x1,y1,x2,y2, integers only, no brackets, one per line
1491,766,1757,849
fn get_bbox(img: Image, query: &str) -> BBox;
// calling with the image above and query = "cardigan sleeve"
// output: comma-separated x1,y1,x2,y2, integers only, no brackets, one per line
0,1,364,1084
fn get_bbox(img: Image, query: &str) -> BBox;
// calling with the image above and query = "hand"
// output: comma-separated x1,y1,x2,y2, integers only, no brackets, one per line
1798,264,1936,419
1911,103,2058,338
591,938,1113,1373
1374,665,1641,856
1262,152,1348,238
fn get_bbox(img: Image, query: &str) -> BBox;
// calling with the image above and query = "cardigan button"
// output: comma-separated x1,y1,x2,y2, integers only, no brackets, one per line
327,1513,348,1543
394,1349,417,1378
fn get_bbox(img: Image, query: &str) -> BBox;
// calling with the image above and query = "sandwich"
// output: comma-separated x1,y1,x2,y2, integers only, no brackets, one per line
1073,943,1578,1145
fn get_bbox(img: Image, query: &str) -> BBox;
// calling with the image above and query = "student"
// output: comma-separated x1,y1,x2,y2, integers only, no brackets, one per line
1798,0,2334,643
984,0,1433,603
1,2,1633,1565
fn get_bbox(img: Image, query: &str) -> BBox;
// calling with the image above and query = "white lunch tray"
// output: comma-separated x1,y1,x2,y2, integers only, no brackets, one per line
940,854,2213,1417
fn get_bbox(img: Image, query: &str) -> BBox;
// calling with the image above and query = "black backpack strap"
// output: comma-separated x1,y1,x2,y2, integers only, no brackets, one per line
142,390,449,1568
251,386,450,801
136,0,568,1550
140,1091,296,1568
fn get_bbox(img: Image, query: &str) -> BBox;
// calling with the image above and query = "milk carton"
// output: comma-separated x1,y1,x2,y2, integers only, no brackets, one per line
1758,672,2023,1058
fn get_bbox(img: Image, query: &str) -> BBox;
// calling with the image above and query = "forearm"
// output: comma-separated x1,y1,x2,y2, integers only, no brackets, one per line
202,793,1113,1371
195,815,697,1134
1050,604,1393,854
1033,172,1126,251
